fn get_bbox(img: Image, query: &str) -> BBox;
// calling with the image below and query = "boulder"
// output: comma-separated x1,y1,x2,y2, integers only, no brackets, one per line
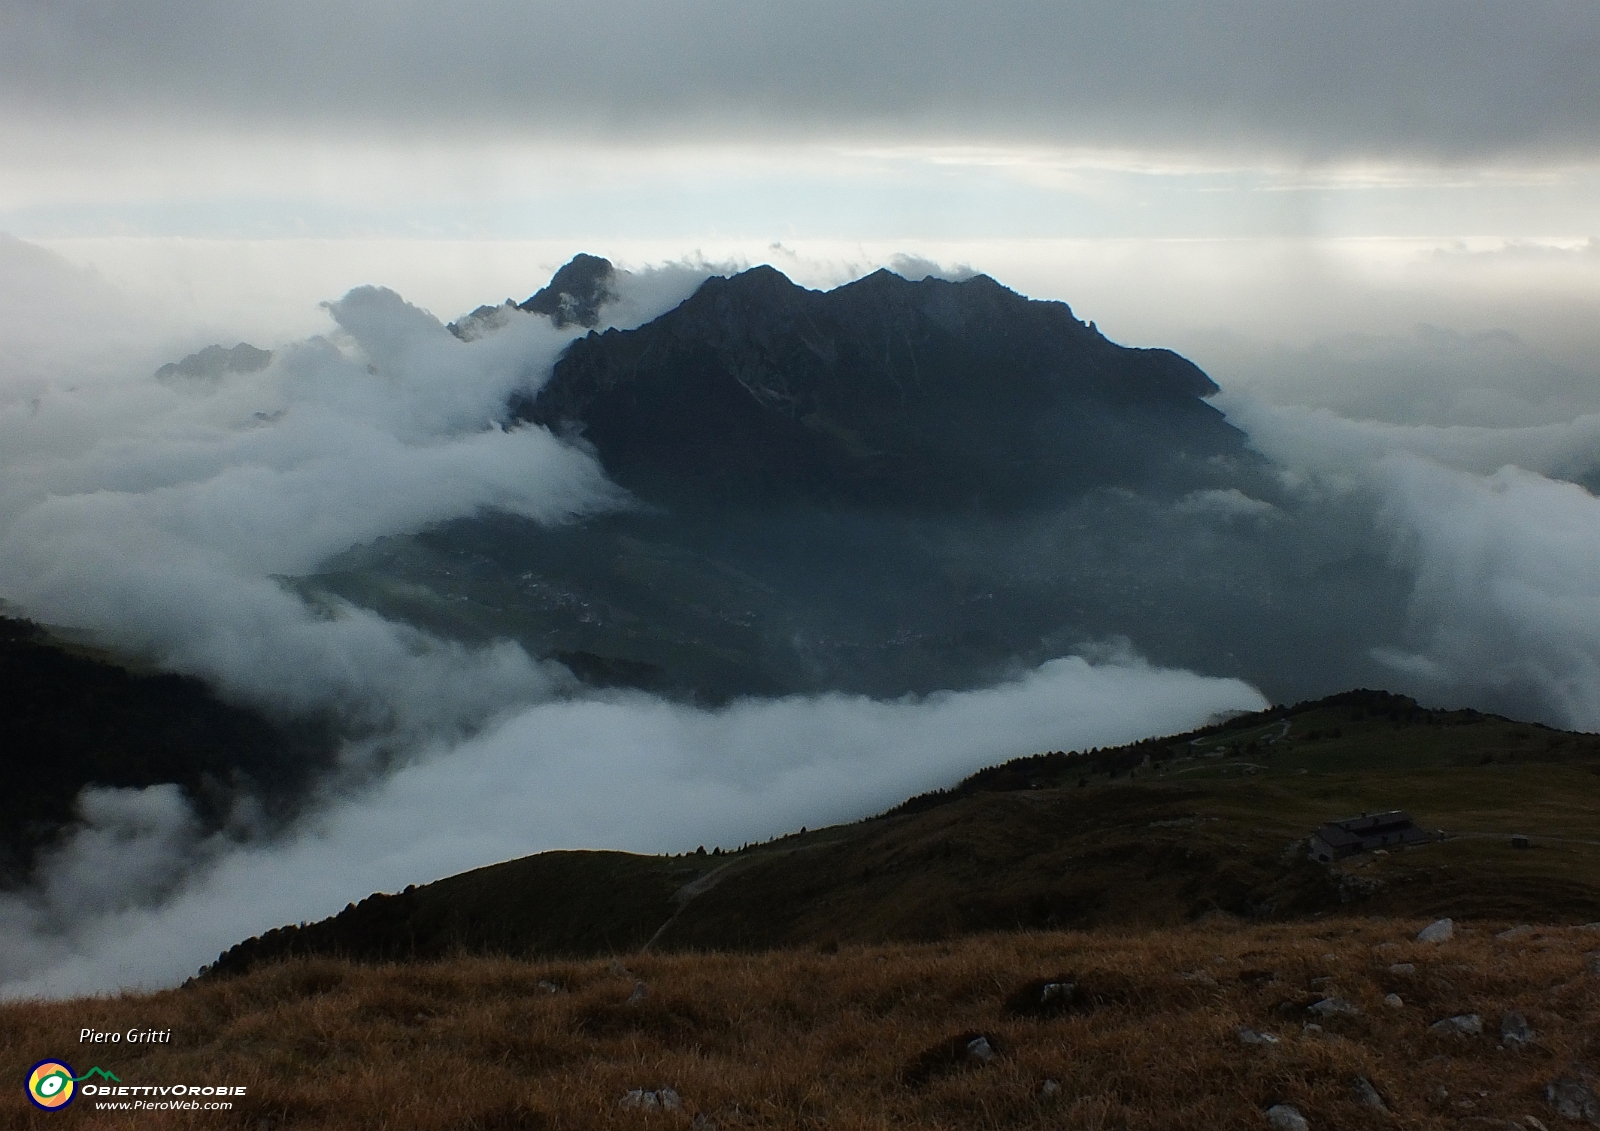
1547,1072,1600,1124
1502,1010,1536,1049
1307,996,1360,1017
1431,1014,1484,1037
1417,918,1455,943
1237,1026,1281,1046
1353,1076,1387,1110
1266,1103,1310,1131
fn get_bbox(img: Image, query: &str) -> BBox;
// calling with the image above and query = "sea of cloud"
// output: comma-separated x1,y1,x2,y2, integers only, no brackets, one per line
1,233,1598,997
0,238,1272,996
0,656,1265,998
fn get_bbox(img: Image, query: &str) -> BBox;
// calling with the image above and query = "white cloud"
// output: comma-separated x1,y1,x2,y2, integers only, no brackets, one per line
1174,488,1278,522
0,654,1265,998
0,284,620,730
1219,396,1600,486
1374,456,1600,730
1229,394,1600,730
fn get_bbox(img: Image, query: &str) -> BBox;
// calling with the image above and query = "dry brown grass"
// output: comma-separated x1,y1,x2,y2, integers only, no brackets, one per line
5,918,1600,1130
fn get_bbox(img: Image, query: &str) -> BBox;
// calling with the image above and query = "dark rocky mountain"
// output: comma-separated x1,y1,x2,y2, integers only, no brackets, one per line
517,252,617,328
449,253,619,341
519,266,1248,511
311,258,1410,705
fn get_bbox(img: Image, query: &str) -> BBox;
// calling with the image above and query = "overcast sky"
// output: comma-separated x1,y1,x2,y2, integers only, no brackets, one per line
5,0,1598,157
2,0,1597,245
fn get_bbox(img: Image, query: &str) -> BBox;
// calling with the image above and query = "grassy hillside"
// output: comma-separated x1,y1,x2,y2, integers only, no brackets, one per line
209,690,1600,976
6,918,1600,1129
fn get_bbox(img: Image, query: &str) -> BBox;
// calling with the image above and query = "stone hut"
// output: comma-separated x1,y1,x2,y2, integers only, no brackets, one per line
1308,810,1430,863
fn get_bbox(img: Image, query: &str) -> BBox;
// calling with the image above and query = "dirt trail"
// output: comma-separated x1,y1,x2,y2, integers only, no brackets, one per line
641,839,846,951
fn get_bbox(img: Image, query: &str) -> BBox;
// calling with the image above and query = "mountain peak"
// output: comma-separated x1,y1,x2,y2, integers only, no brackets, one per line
519,262,1242,511
518,253,617,328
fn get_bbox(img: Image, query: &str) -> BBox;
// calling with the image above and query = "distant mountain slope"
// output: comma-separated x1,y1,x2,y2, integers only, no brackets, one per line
313,258,1404,705
206,690,1600,977
0,616,333,884
520,267,1249,510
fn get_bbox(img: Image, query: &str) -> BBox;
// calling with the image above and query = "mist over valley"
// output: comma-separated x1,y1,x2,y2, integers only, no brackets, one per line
2,239,1599,998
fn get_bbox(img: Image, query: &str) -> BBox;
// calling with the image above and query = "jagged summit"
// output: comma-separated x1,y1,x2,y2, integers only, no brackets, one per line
154,342,272,387
518,263,1240,510
518,252,616,328
447,254,619,340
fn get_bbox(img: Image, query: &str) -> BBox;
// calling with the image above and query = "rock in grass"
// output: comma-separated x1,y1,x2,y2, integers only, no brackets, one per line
619,1088,682,1111
1546,1072,1600,1123
1502,1010,1536,1048
627,981,649,1004
1040,1078,1062,1098
1307,996,1360,1017
1417,918,1455,943
1237,1026,1281,1046
1385,993,1404,1008
1389,962,1416,975
1002,975,1079,1016
1040,982,1073,1005
901,1031,1003,1086
1002,973,1117,1017
1353,1076,1387,1110
1266,1102,1310,1131
1497,925,1535,941
1432,1014,1484,1037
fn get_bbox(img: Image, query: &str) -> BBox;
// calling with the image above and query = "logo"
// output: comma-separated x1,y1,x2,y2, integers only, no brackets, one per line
27,1061,77,1110
27,1062,120,1110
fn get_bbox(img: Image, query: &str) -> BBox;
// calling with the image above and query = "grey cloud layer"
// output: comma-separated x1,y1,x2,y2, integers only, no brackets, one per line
3,0,1597,160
